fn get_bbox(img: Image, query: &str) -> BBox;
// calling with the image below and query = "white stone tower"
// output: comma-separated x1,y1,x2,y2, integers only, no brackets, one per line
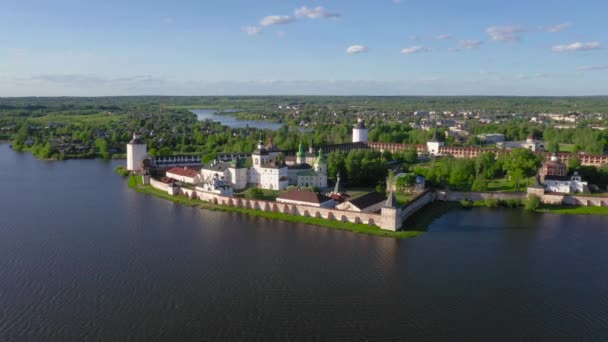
127,133,147,172
352,118,368,143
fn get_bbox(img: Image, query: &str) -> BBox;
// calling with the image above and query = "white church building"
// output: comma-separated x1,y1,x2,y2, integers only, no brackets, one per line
201,138,327,191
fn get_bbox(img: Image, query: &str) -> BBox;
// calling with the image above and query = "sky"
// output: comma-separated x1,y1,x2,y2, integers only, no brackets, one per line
1,0,607,96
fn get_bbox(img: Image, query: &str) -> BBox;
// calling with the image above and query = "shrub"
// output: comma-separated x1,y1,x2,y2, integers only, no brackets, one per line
504,199,522,208
484,198,500,208
244,188,264,199
114,165,130,177
460,199,473,208
525,195,541,211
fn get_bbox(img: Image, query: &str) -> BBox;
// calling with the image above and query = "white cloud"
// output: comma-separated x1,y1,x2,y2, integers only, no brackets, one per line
400,46,431,55
516,73,548,80
435,34,453,40
260,15,295,27
294,6,339,19
486,25,524,42
392,0,403,4
346,45,368,54
275,30,287,38
243,26,263,36
163,17,174,24
543,22,571,33
458,40,484,49
419,76,441,82
552,41,601,52
577,65,608,71
408,35,419,41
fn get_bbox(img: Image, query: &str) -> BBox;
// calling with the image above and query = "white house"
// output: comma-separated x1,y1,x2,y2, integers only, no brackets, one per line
166,166,201,185
497,136,544,152
544,172,588,194
201,160,248,190
426,131,444,156
195,173,234,196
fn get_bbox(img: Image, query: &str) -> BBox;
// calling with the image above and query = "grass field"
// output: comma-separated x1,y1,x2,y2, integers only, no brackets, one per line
487,176,536,192
235,188,280,201
537,204,608,215
559,144,577,153
29,112,125,125
394,192,415,205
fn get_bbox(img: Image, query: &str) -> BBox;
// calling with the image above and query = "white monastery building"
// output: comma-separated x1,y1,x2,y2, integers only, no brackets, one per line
544,172,588,194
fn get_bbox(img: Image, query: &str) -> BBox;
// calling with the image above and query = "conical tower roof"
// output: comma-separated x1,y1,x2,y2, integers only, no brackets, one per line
296,142,306,158
315,148,326,164
385,191,398,208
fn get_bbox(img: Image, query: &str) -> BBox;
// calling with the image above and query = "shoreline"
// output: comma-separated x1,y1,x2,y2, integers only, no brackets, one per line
127,176,423,239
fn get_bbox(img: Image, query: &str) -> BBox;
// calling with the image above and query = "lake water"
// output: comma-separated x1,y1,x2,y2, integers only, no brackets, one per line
192,109,286,130
1,142,608,340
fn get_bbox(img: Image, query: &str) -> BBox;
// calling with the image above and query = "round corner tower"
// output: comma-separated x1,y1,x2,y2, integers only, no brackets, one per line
352,118,368,143
126,133,147,172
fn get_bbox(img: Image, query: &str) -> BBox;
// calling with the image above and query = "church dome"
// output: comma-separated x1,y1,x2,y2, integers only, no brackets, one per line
296,142,306,158
315,148,326,164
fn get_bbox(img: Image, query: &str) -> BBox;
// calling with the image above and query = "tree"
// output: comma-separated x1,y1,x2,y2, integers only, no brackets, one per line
158,146,172,156
244,188,264,199
525,195,540,211
403,149,418,164
95,138,110,159
382,150,393,161
501,148,541,191
475,152,496,178
148,148,158,157
471,176,489,191
567,156,581,174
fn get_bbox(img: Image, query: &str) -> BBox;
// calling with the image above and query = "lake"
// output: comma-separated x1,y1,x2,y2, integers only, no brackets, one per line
192,109,286,130
1,142,608,340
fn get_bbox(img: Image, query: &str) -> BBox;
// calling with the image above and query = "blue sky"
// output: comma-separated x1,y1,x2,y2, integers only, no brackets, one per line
1,0,607,96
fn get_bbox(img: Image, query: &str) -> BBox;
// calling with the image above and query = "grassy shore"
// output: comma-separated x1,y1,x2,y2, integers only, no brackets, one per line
536,204,608,215
128,176,422,238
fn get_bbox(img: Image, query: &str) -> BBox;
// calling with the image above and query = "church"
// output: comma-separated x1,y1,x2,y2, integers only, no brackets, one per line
200,138,327,191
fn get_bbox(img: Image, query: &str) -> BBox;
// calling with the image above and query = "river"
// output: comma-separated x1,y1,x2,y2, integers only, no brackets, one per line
192,109,286,130
1,142,608,340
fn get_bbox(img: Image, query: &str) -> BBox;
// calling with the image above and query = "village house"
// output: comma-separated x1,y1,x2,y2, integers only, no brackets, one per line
166,167,201,185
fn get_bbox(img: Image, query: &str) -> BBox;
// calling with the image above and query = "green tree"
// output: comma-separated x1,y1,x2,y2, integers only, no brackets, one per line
158,146,172,156
471,176,489,191
501,148,540,191
95,138,110,159
525,195,541,211
567,156,581,174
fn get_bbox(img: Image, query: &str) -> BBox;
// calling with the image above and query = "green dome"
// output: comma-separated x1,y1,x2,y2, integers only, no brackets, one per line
315,148,326,164
296,142,306,158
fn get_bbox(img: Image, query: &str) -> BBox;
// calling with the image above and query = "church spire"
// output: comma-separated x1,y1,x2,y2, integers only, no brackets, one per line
296,141,306,164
